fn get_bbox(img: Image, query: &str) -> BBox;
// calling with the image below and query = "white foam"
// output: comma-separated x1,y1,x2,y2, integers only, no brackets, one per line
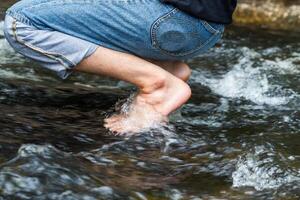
264,55,300,74
262,47,281,56
91,186,114,197
232,145,300,191
169,189,184,200
191,47,298,106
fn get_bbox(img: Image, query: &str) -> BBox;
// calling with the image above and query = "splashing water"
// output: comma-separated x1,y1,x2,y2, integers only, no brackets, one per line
232,145,300,191
264,54,300,75
105,93,171,136
192,47,298,106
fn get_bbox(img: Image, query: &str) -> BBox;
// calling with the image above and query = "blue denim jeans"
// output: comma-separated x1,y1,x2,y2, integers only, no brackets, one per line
4,0,224,79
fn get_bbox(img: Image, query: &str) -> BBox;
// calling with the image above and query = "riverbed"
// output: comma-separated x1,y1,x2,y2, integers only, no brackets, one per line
0,1,300,200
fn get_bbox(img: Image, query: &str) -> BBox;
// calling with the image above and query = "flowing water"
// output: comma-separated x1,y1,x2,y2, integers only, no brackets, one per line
1,1,300,199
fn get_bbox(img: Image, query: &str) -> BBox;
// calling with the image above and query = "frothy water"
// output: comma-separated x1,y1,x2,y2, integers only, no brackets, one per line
264,54,300,75
191,47,299,106
232,145,300,191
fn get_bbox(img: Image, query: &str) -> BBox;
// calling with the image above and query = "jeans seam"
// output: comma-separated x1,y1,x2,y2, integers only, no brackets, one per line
17,0,144,13
6,11,33,26
12,19,76,69
151,8,219,57
151,7,178,48
200,20,221,35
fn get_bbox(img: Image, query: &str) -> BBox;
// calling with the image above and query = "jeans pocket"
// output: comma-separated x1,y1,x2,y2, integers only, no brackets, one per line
200,20,224,35
150,8,222,58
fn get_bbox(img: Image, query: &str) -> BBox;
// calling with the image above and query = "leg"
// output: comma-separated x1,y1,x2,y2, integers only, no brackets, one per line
146,59,192,82
75,46,192,134
3,13,191,135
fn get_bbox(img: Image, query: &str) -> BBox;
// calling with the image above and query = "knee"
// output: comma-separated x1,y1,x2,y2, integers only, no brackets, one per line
173,61,191,81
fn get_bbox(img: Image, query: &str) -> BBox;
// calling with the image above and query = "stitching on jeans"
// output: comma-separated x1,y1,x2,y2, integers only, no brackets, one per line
6,11,33,26
150,8,219,57
200,20,220,35
12,19,76,68
150,8,179,48
18,0,145,12
7,0,150,26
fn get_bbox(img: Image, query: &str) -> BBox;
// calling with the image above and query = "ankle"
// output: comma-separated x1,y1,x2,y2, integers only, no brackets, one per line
139,73,168,94
137,77,192,116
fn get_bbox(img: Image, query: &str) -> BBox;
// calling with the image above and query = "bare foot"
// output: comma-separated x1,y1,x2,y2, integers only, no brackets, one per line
104,97,167,135
104,76,191,135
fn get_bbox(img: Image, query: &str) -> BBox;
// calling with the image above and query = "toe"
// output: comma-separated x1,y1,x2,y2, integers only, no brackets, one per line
104,115,119,123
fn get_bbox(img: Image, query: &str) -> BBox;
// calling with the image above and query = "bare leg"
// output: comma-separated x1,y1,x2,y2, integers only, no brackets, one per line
74,46,191,134
105,60,191,134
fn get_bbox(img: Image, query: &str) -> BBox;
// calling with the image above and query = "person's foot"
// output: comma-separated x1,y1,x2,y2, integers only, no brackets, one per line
104,97,168,135
104,76,191,135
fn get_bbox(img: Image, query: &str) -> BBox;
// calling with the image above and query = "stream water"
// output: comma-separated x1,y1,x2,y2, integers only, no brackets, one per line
0,1,300,199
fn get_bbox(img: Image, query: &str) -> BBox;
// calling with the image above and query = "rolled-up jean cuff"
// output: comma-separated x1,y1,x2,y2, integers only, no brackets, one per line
4,14,98,79
56,45,98,79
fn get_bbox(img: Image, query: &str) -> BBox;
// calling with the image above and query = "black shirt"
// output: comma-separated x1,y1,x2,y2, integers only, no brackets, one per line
160,0,237,24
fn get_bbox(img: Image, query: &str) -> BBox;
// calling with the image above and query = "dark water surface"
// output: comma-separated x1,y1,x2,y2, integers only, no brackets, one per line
1,1,300,199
